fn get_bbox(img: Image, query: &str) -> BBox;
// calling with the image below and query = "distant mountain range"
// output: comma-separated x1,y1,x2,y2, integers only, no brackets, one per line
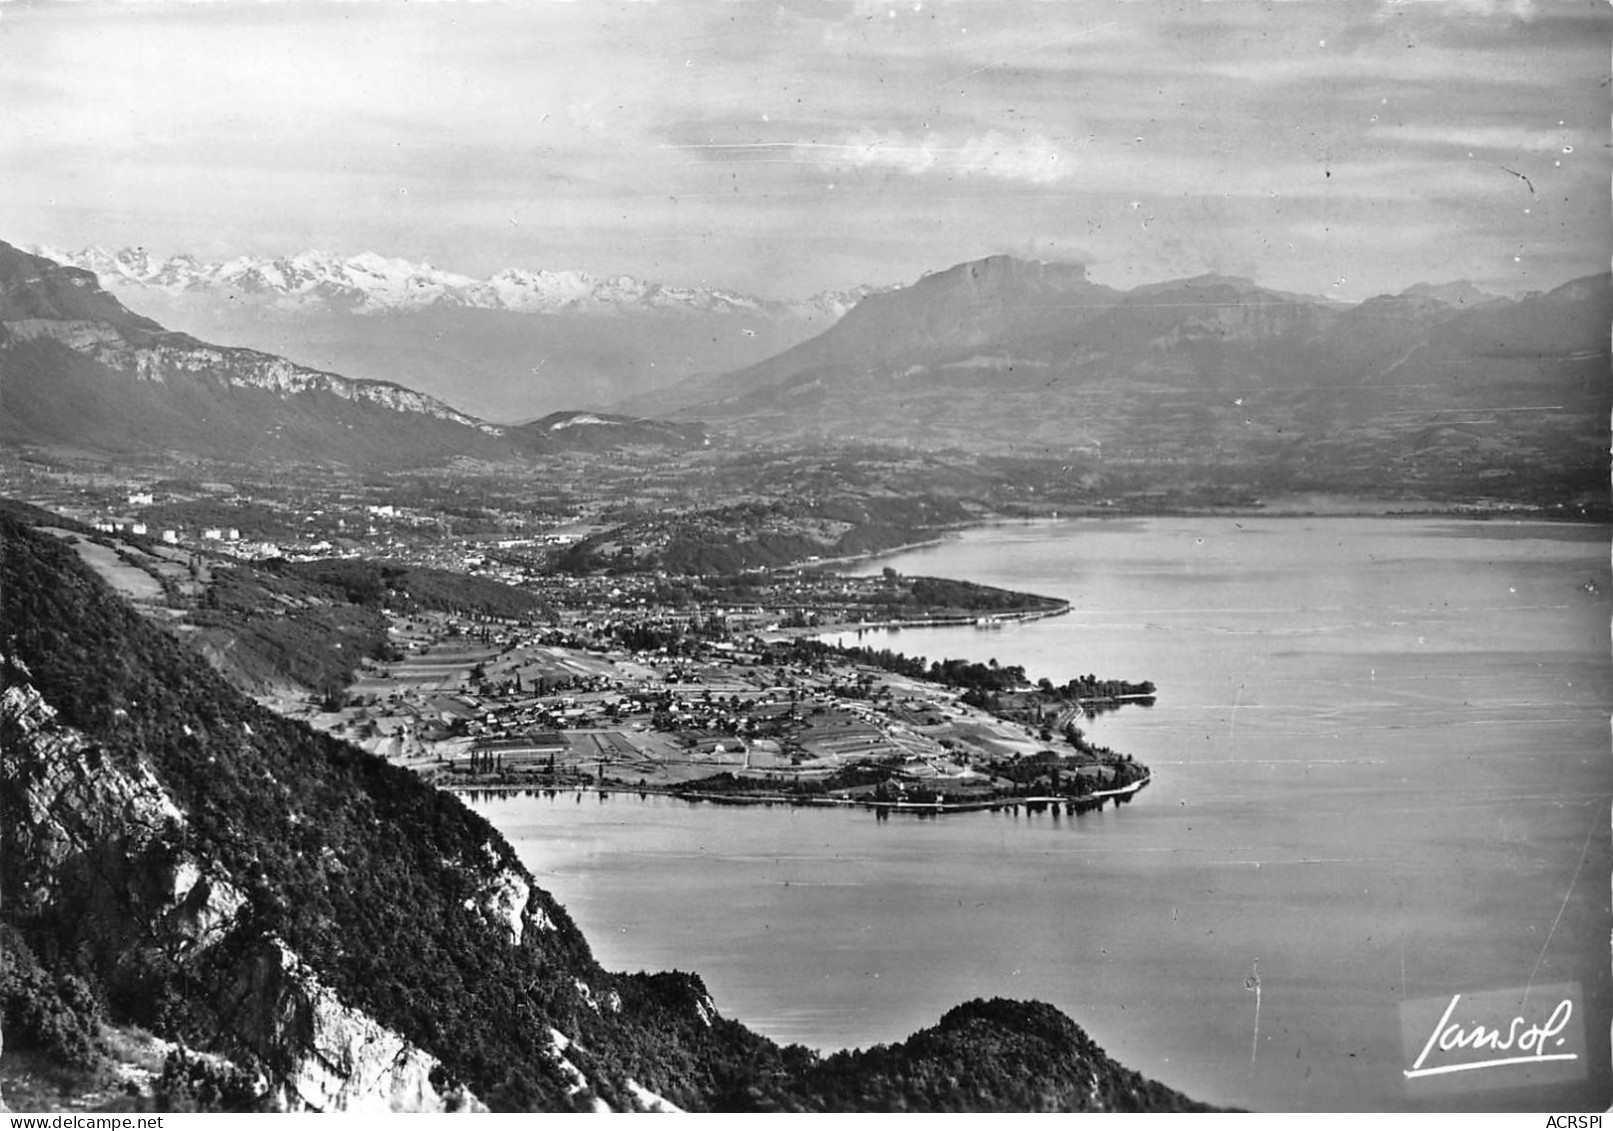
33,246,880,422
629,254,1609,504
38,244,873,319
7,239,1606,504
0,241,708,466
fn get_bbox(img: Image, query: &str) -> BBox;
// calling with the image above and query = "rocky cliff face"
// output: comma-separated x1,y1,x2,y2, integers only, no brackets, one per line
0,657,482,1112
214,940,483,1113
0,241,514,455
4,665,186,905
0,241,523,465
1,661,236,979
2,323,499,435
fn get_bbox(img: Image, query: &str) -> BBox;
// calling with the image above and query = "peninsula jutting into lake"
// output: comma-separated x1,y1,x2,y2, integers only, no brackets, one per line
351,627,1157,815
265,553,1157,813
8,503,1158,816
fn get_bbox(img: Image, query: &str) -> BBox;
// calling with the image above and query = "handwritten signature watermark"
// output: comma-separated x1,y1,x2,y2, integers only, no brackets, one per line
1400,982,1585,1092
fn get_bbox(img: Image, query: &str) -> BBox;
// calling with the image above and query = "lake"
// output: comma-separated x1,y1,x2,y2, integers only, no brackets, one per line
466,515,1612,1112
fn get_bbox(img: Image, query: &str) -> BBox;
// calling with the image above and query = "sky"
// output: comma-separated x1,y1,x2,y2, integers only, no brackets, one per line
2,0,1608,301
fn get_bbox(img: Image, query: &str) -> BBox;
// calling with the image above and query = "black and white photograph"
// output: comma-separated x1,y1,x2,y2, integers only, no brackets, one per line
1,0,1608,1116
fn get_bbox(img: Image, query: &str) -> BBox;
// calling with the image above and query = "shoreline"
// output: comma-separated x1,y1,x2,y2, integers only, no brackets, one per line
804,601,1071,636
451,771,1151,815
844,505,1610,557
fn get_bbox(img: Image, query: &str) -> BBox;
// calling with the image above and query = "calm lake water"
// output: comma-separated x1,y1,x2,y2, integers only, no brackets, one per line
467,516,1612,1112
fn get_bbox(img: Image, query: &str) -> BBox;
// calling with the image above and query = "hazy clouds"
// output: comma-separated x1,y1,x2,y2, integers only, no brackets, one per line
3,0,1606,299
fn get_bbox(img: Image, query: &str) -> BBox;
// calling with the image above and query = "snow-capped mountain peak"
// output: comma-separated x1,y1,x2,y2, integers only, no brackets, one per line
32,245,877,320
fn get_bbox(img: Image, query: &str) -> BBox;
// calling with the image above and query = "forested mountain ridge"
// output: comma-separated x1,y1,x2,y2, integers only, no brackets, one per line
0,509,1216,1112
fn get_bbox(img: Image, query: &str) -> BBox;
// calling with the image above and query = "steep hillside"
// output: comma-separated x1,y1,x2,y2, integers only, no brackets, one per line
0,510,1215,1112
0,242,514,467
632,255,1119,416
0,249,164,332
634,256,1610,505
